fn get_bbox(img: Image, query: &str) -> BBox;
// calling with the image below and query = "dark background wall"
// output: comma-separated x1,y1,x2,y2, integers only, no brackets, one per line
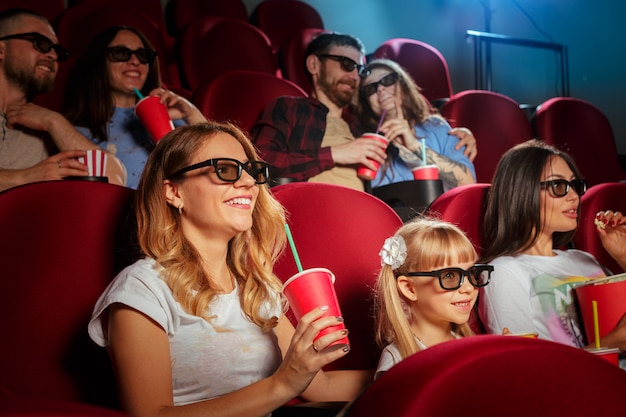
237,0,626,156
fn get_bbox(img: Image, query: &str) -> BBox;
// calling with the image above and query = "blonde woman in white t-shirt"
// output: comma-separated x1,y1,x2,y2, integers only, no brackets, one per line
89,122,371,417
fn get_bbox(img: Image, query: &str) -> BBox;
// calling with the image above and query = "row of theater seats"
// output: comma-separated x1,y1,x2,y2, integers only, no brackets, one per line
3,0,326,105
440,91,626,186
1,0,321,53
2,180,626,416
7,0,623,189
189,73,625,191
4,1,452,115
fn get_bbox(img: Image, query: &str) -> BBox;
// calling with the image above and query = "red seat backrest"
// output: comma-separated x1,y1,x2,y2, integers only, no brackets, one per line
0,0,65,22
534,97,626,186
170,0,248,35
279,28,326,93
177,16,279,91
575,182,626,274
0,181,137,407
250,0,324,53
68,0,171,49
441,90,534,183
271,182,403,370
374,38,453,105
53,3,174,85
346,335,626,417
192,70,307,134
426,183,491,257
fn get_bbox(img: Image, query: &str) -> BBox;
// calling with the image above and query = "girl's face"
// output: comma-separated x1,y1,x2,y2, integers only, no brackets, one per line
539,155,581,237
106,30,149,107
362,67,400,118
165,133,259,243
398,259,478,328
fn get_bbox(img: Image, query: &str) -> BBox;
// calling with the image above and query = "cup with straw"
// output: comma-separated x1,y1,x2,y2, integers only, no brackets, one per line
584,300,620,365
357,110,389,181
281,224,349,351
411,138,440,180
133,88,174,143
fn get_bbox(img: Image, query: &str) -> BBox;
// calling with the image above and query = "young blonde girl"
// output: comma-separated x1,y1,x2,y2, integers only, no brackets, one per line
374,217,493,378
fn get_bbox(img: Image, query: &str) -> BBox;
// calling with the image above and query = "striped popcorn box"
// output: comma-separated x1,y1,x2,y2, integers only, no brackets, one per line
78,149,108,177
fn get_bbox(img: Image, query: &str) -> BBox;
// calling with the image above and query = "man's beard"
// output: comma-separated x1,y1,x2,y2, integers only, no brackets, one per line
318,66,357,109
4,60,55,100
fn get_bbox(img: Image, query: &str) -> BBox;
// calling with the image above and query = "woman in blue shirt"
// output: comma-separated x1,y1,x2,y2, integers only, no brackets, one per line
356,59,476,191
64,26,206,188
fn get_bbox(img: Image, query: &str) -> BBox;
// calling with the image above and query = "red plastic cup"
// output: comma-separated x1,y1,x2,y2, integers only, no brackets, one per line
282,268,349,351
357,133,389,181
77,149,107,177
584,347,620,366
134,96,175,143
412,164,440,180
574,275,626,345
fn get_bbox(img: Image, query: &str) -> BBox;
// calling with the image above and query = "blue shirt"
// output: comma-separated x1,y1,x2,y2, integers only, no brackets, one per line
372,117,476,189
75,107,185,189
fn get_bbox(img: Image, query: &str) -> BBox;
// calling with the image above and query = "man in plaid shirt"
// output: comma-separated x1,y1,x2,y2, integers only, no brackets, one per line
251,32,387,191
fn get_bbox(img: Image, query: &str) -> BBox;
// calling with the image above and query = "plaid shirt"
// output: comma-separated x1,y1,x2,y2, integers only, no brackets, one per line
250,96,363,181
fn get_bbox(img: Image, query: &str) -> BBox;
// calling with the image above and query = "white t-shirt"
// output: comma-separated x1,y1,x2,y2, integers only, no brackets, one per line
88,258,282,406
479,249,606,347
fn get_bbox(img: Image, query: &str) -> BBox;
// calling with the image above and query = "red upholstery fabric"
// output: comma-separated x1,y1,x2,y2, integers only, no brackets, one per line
279,28,327,93
426,183,490,257
534,97,626,186
374,38,453,105
177,16,279,91
575,182,626,274
250,0,324,53
69,0,171,49
425,183,491,334
53,3,175,86
441,90,534,183
0,0,65,21
0,181,137,407
169,0,248,35
0,398,131,417
271,182,403,370
345,335,626,417
192,70,307,134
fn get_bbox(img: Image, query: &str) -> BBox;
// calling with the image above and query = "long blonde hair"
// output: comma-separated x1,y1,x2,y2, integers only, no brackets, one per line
136,122,286,331
375,217,477,359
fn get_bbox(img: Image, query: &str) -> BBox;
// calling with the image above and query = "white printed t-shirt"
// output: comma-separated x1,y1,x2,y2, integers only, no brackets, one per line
479,249,606,347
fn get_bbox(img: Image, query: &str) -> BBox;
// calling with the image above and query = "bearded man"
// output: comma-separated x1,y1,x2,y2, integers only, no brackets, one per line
250,32,386,191
0,8,126,191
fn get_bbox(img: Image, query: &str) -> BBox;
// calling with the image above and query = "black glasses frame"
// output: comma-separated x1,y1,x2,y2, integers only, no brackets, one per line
0,32,70,62
106,46,157,65
540,179,587,197
361,72,399,97
167,158,270,184
404,264,494,291
317,54,369,77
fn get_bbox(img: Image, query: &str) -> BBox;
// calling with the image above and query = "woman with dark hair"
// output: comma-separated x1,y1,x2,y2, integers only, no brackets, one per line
88,122,371,417
356,59,475,191
64,26,206,188
479,139,626,351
